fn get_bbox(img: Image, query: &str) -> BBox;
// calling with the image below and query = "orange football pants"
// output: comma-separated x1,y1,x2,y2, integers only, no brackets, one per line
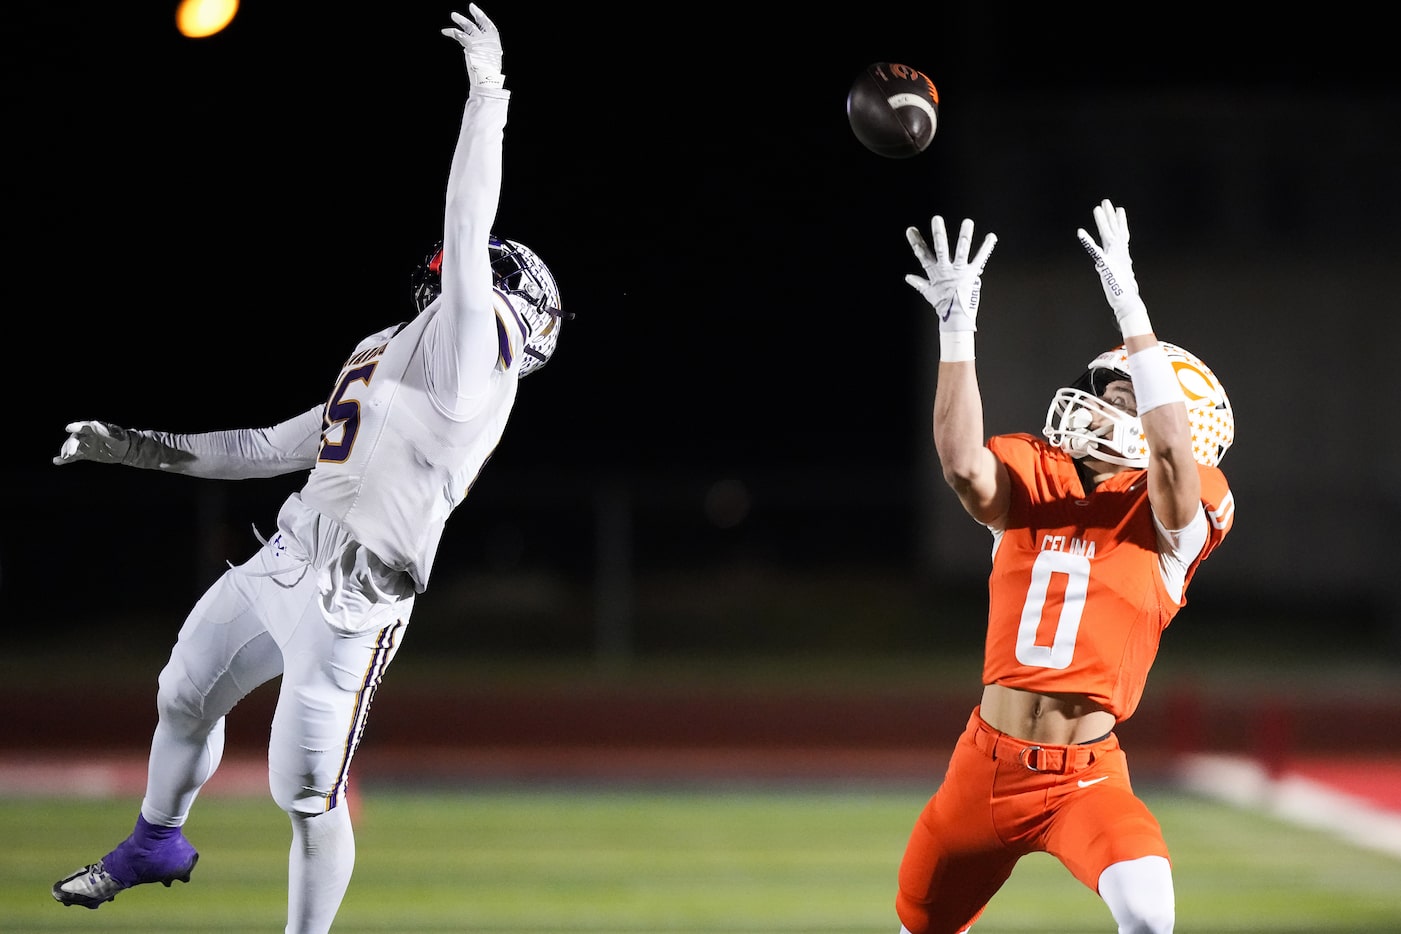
895,706,1169,934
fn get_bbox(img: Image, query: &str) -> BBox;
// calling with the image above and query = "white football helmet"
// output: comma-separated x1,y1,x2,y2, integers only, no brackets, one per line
411,236,569,376
1043,342,1234,468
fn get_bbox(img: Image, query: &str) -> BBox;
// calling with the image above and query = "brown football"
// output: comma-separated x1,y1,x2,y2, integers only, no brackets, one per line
846,62,940,159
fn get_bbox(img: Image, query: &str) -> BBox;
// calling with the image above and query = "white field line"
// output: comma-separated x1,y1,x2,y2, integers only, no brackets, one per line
1175,753,1401,860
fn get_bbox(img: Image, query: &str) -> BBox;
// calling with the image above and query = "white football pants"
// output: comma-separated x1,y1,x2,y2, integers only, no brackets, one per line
139,506,410,934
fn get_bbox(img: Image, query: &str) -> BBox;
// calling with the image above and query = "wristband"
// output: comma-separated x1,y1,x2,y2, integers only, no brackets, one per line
1127,344,1182,414
940,331,975,362
1116,297,1153,339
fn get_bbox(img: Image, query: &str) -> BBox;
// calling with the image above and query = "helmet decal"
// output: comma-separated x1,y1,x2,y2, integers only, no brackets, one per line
1173,358,1224,406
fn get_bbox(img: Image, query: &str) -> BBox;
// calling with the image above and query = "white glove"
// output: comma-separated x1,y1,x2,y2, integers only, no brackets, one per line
1077,199,1152,338
905,216,997,361
442,4,505,90
53,420,132,466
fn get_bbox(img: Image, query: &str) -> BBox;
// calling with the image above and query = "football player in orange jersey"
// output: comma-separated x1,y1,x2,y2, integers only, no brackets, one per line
893,200,1235,934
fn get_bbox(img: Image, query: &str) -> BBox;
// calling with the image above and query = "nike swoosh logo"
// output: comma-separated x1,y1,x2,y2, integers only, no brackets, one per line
941,297,955,322
1077,776,1108,788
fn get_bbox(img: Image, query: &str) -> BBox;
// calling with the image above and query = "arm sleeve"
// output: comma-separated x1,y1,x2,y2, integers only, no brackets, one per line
1153,506,1208,604
124,405,323,479
1154,465,1234,603
425,86,512,410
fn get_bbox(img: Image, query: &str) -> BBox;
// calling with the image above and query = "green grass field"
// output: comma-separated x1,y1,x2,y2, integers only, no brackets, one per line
5,785,1399,933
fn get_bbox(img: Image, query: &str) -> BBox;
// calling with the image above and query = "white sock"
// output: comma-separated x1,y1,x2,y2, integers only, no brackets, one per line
286,806,355,934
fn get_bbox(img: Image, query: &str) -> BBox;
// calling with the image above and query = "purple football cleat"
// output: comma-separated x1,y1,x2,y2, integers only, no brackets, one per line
52,815,199,909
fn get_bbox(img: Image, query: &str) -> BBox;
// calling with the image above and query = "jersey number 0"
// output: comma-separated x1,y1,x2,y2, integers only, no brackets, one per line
1014,550,1090,670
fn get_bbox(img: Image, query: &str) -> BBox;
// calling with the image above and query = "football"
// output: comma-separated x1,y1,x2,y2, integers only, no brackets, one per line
846,63,940,159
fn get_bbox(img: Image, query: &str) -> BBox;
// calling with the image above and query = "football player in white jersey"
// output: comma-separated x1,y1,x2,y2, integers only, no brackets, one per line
49,8,567,932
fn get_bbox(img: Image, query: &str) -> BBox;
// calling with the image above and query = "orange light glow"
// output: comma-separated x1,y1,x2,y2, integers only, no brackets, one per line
176,0,239,39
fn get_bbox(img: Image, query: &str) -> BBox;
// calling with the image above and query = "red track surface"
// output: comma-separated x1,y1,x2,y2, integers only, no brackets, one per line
5,679,1401,815
1283,758,1401,813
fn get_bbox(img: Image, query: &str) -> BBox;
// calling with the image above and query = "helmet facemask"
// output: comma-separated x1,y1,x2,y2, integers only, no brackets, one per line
1044,364,1149,468
488,237,565,377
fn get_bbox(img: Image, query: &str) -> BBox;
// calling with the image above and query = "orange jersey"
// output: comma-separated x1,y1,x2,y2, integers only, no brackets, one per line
980,433,1233,721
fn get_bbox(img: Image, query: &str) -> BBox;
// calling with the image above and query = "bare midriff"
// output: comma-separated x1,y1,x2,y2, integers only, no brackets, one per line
978,683,1117,745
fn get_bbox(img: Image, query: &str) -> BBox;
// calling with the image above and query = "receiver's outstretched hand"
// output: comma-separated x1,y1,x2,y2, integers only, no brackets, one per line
442,4,505,89
905,215,998,334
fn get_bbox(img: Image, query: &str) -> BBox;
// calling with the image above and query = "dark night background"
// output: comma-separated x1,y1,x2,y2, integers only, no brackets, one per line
4,3,1400,663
